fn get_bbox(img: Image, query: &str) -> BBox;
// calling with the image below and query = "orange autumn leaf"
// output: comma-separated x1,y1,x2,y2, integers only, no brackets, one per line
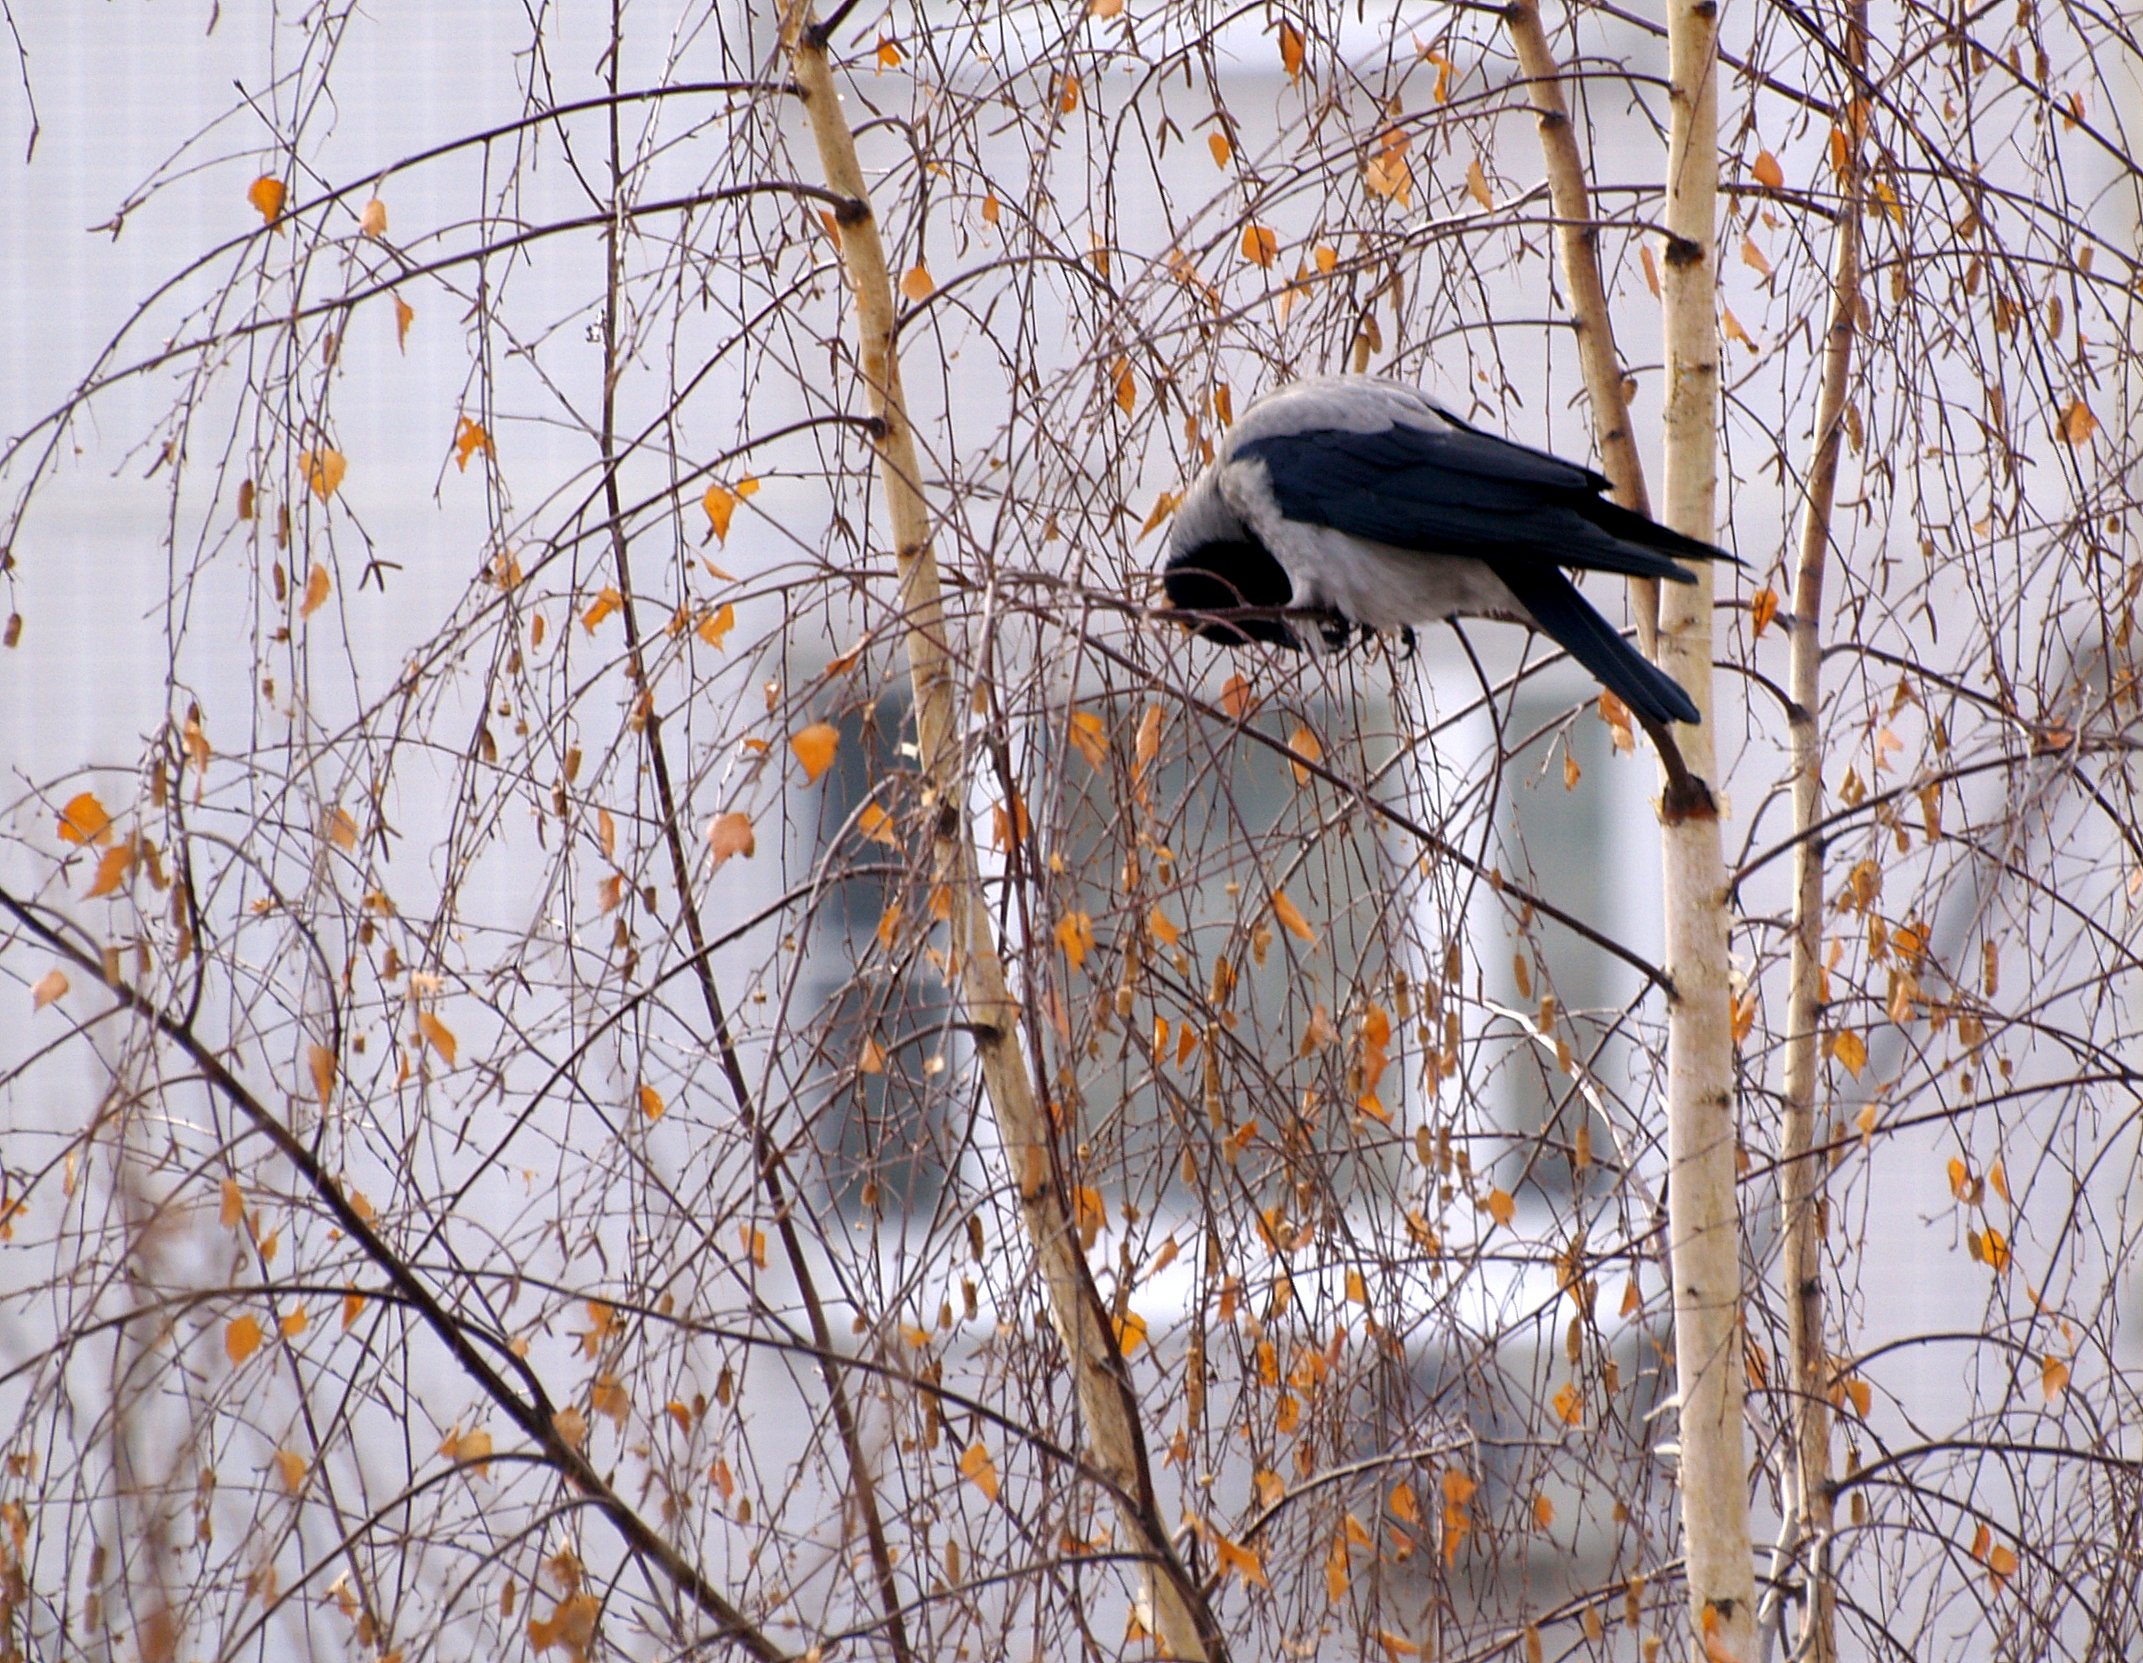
1240,223,1278,268
857,803,898,847
1287,724,1323,784
1986,1541,2018,1590
1146,905,1181,947
1057,72,1081,113
57,790,114,846
247,175,286,225
452,417,494,472
219,1177,244,1228
581,586,622,632
308,1043,336,1106
225,1314,264,1364
1465,156,1493,210
358,196,388,238
591,1376,630,1425
900,263,935,301
958,1438,1000,1502
1753,148,1785,189
1209,131,1232,168
703,483,739,542
1828,1028,1869,1077
2058,398,2098,445
1271,889,1315,944
1114,1308,1147,1355
1750,586,1780,638
1325,1529,1352,1600
791,721,840,782
1212,1529,1268,1587
1277,19,1304,77
1483,1186,1516,1227
417,1011,458,1066
301,448,346,502
86,842,132,898
707,812,756,867
301,563,331,619
638,1082,665,1122
876,36,903,67
1112,356,1137,414
2041,1355,2070,1401
31,967,69,1010
1055,910,1096,968
393,295,415,351
274,1449,308,1493
1133,703,1163,775
528,1592,599,1656
1551,1380,1583,1426
1221,672,1255,720
697,602,737,648
1067,709,1109,768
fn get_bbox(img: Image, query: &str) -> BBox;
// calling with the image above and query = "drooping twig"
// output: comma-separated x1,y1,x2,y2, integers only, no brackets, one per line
1771,7,1867,1658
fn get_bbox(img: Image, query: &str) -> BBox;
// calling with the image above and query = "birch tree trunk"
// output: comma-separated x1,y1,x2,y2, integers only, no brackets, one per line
1658,0,1759,1655
779,8,1223,1657
1774,8,1866,1658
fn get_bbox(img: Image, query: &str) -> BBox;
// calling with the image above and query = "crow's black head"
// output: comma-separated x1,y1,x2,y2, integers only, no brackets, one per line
1162,539,1299,648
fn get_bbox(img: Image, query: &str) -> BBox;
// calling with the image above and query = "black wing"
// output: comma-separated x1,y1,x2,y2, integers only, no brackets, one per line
1236,420,1726,581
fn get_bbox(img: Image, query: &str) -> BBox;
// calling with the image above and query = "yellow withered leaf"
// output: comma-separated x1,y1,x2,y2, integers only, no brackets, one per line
1271,889,1315,944
358,196,388,238
301,449,346,502
958,1438,999,1501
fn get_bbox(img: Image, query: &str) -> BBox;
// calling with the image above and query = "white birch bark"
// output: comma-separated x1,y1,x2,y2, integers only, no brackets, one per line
1658,0,1760,1655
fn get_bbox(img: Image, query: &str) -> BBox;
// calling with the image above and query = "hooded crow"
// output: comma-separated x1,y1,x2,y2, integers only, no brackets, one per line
1161,376,1729,726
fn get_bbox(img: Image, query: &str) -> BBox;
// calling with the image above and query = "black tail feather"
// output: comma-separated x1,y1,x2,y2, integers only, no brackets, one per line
1492,562,1701,726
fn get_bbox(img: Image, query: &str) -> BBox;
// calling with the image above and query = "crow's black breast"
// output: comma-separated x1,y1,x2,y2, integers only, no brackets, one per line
1162,537,1299,648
